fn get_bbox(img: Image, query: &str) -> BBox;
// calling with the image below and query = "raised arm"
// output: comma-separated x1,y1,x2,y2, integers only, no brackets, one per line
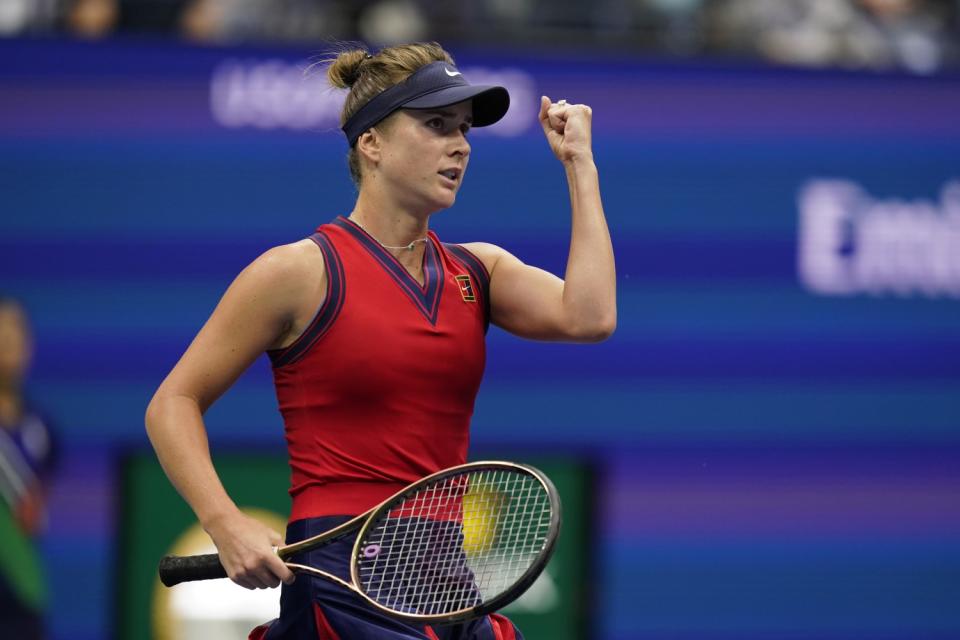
465,96,616,342
144,239,324,589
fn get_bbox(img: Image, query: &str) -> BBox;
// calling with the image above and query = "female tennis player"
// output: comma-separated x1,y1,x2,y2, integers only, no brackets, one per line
145,41,615,639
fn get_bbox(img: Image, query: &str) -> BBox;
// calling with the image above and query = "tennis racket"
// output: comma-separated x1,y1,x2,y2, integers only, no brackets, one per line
158,460,561,624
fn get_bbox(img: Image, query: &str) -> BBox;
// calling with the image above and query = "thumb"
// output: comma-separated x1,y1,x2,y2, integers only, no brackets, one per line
538,96,551,128
266,550,297,585
278,559,297,585
265,530,296,585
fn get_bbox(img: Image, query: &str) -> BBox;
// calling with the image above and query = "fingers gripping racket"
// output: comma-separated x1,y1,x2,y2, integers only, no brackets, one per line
158,461,561,624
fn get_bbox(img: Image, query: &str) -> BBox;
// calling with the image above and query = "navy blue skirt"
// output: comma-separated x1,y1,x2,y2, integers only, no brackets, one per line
255,516,524,640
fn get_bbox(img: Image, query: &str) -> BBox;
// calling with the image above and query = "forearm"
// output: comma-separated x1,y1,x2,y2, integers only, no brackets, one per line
145,392,294,588
145,393,238,530
561,155,617,339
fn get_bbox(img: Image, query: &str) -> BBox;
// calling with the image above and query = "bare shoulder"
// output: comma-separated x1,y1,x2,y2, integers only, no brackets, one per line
227,238,326,323
246,238,324,282
457,242,513,275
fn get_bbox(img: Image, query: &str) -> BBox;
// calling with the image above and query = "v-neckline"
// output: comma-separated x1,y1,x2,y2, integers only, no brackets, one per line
334,216,445,325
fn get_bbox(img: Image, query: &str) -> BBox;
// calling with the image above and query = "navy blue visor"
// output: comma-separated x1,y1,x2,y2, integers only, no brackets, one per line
342,61,510,147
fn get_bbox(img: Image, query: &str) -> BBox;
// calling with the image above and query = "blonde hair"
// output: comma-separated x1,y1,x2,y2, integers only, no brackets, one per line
326,42,455,187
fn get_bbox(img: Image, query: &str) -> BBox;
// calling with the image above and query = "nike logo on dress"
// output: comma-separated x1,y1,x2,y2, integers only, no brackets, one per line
444,68,462,77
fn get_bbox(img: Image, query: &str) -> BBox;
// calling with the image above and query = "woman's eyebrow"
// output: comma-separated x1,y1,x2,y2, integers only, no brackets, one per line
422,110,474,124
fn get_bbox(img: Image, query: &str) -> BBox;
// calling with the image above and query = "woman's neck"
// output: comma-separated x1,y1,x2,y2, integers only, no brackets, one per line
349,188,431,249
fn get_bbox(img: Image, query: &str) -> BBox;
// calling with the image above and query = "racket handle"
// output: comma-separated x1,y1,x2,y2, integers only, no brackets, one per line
159,553,227,587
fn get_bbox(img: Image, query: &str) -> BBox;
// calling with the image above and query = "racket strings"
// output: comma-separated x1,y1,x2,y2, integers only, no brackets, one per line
356,468,553,616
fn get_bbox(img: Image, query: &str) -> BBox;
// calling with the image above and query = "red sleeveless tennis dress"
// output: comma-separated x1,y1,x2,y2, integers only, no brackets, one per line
268,216,490,521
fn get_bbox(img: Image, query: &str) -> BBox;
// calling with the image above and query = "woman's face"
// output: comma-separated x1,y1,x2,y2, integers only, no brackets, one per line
373,99,473,213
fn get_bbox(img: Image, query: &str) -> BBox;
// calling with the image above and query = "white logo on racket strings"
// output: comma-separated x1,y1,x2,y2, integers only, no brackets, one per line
363,544,381,559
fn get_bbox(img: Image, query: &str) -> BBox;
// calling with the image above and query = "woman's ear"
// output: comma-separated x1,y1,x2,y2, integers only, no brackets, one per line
356,129,382,167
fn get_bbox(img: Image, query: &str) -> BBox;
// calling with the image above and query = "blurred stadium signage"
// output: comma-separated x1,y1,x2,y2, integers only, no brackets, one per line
798,179,960,299
210,58,537,136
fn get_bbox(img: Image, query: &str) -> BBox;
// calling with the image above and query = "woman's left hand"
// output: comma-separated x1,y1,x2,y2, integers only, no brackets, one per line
539,96,593,165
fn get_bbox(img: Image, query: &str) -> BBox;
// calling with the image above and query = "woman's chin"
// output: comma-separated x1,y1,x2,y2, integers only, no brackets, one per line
429,192,457,211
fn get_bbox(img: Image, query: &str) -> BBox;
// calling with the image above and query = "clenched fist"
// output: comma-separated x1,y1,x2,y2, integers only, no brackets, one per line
539,96,594,165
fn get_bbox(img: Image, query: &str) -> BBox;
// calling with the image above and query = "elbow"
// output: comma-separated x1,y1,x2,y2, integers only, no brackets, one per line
144,390,178,440
145,389,205,440
145,393,163,440
570,312,617,343
588,317,617,342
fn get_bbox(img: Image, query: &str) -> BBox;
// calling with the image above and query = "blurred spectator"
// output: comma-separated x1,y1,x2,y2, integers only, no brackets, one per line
0,0,59,35
178,0,430,45
707,0,956,74
855,0,954,73
355,0,428,44
66,0,118,39
0,0,34,35
0,0,957,73
179,0,343,44
646,0,708,53
0,298,57,640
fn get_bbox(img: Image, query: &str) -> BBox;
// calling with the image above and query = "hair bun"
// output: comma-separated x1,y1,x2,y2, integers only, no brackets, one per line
328,50,371,89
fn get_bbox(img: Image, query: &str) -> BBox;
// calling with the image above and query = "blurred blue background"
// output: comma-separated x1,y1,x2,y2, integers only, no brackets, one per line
2,1,960,638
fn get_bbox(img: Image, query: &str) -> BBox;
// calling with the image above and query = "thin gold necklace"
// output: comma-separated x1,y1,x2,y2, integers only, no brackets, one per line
349,217,428,252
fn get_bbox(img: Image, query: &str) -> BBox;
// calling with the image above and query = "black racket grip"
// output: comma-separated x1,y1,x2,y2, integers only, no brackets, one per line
159,553,228,587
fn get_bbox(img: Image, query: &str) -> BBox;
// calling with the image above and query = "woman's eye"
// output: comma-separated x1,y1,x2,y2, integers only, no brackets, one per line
427,118,443,129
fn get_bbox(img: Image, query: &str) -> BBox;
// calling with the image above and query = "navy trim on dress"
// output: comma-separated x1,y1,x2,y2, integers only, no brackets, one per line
333,217,444,326
268,231,346,368
443,243,491,333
